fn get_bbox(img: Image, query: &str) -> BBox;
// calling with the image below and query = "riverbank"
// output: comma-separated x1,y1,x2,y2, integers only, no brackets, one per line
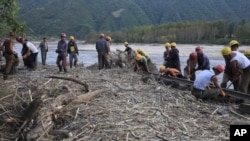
0,62,249,140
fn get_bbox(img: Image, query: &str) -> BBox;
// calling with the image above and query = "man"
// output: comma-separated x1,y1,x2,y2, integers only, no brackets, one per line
3,39,19,80
124,42,132,55
134,54,149,72
1,32,15,61
184,52,197,81
230,51,250,93
191,64,226,100
38,37,48,65
195,46,210,71
16,36,38,70
105,36,112,68
67,36,78,68
96,33,110,70
159,65,183,78
137,48,150,63
56,33,68,73
220,46,239,91
165,42,181,71
163,42,171,67
244,49,250,60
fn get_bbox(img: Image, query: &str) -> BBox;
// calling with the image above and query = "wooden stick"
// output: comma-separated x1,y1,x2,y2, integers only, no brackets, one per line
45,75,90,92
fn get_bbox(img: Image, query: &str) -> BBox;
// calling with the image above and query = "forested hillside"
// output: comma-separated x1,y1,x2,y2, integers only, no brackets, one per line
16,0,250,39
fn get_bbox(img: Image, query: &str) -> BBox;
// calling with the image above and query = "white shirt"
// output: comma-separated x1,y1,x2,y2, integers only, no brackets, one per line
26,41,38,53
230,51,250,69
193,70,214,90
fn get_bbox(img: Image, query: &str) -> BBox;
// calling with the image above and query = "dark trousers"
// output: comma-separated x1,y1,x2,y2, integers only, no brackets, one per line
98,52,110,69
191,87,220,100
4,54,19,74
25,52,38,69
69,53,78,68
56,54,67,72
41,50,47,65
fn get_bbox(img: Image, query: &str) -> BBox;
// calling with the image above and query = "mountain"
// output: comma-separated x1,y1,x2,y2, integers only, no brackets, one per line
16,0,250,38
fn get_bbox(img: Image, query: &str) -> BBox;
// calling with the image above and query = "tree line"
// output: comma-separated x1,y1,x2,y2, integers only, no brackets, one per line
85,20,250,45
0,0,24,36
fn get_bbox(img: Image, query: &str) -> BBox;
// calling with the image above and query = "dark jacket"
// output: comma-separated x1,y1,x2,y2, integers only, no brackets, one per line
166,48,181,71
96,38,109,53
56,39,67,54
197,53,210,70
67,41,78,54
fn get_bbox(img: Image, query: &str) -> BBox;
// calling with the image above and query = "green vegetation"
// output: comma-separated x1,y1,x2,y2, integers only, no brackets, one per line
13,0,250,44
0,0,24,36
86,20,250,45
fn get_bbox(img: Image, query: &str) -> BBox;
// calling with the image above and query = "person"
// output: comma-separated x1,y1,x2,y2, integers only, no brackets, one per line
220,47,239,91
1,32,15,62
56,33,68,73
163,42,171,67
67,36,78,68
2,38,19,80
195,46,210,71
16,36,38,70
165,42,181,71
229,40,239,51
38,37,48,65
159,65,183,78
134,54,149,72
105,36,112,68
244,49,250,60
191,64,226,100
244,49,250,93
95,33,110,70
225,49,250,93
184,52,197,81
137,48,150,63
124,42,132,55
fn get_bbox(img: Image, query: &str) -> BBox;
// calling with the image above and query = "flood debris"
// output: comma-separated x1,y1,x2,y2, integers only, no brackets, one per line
0,50,249,140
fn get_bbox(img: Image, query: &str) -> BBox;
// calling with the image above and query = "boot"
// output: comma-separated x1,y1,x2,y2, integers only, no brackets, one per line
3,75,8,80
58,66,62,73
74,61,77,67
70,62,72,69
64,68,67,73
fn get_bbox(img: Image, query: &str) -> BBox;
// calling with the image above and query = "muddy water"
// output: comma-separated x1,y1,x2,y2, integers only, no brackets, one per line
14,41,250,87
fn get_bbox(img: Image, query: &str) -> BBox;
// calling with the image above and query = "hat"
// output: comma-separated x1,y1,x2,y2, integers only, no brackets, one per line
213,64,225,73
60,33,66,37
70,36,74,40
171,42,176,47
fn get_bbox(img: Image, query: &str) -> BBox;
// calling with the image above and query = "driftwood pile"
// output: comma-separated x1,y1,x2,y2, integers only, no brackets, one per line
0,50,249,141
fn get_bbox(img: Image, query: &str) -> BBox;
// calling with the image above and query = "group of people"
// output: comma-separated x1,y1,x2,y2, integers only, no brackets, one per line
0,31,80,80
1,32,250,100
158,40,250,100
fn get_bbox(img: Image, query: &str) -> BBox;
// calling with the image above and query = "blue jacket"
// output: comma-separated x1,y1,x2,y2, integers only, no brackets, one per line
96,38,109,53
